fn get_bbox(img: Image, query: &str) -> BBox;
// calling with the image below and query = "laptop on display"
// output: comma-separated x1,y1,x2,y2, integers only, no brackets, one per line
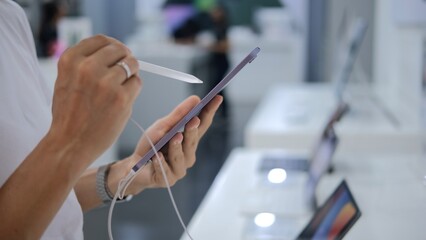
246,103,349,216
259,102,349,174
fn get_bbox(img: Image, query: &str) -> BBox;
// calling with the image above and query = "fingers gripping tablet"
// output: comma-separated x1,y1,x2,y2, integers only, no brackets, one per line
131,47,260,172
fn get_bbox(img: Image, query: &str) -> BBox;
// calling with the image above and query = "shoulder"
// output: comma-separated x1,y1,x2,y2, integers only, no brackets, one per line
0,0,33,40
0,0,27,19
0,0,39,60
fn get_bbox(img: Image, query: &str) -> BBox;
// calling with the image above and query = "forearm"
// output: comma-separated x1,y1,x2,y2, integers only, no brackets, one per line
0,133,93,239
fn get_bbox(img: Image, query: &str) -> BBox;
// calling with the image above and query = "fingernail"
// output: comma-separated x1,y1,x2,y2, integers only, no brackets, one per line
155,152,163,160
174,134,183,144
219,96,224,104
190,119,201,130
216,97,223,109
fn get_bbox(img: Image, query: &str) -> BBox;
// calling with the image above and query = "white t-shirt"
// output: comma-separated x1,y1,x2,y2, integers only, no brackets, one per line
0,1,84,239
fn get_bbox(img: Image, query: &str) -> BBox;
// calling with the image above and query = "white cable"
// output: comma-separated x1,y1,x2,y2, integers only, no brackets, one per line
108,117,194,240
108,172,136,240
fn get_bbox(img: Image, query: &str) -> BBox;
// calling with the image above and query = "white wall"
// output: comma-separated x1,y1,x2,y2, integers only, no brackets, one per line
80,0,136,41
324,0,375,84
373,0,426,127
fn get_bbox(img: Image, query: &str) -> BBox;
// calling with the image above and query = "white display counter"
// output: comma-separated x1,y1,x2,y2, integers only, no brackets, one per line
181,148,426,240
244,84,424,155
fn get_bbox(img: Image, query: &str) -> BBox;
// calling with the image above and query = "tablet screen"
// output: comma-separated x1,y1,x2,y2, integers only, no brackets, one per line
298,180,361,240
132,47,261,172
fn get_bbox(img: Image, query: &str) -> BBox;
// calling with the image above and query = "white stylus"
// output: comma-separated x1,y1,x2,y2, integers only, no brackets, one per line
138,60,203,84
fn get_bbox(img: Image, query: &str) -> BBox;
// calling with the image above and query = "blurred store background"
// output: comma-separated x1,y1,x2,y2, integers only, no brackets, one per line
13,0,426,239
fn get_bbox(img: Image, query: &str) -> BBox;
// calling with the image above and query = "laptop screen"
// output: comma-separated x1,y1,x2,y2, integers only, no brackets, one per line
303,102,349,209
304,128,339,210
259,102,348,173
298,180,361,240
334,18,368,102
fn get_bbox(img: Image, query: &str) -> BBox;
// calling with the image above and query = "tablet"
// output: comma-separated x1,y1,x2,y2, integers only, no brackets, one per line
242,180,360,240
132,47,261,172
297,180,361,240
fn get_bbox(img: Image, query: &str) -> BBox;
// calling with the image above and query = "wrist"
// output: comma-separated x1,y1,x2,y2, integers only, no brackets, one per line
108,160,136,195
43,129,98,174
41,131,87,176
96,162,134,205
108,157,148,196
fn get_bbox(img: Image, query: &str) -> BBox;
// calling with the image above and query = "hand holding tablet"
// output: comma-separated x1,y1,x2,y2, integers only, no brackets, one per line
131,47,261,172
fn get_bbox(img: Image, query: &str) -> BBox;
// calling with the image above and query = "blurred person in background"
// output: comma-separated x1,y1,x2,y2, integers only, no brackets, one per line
206,4,230,118
38,0,66,57
172,3,230,118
